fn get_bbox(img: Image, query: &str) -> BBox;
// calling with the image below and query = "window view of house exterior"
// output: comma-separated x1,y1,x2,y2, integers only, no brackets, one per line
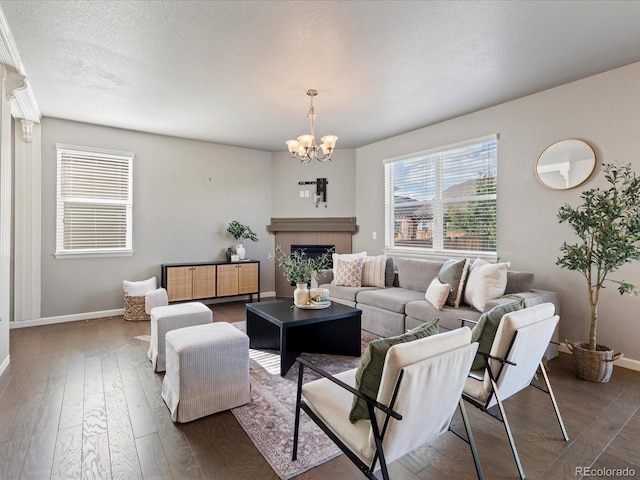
384,136,497,254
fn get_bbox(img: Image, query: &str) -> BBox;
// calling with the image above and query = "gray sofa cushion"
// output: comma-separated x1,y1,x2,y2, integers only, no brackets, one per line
405,299,483,331
357,287,424,314
395,258,445,292
322,284,379,303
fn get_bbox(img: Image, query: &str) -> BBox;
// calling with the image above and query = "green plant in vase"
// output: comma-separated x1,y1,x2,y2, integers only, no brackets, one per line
271,245,334,305
227,220,258,260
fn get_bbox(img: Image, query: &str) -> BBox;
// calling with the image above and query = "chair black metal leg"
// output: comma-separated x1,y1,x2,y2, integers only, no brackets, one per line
458,399,484,480
492,380,525,480
367,403,390,480
292,362,304,461
538,361,569,441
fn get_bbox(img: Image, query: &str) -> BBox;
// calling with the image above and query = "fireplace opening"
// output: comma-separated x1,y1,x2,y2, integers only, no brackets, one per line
289,244,335,285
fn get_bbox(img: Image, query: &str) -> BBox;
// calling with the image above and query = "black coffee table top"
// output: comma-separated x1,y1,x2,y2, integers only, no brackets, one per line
245,300,361,327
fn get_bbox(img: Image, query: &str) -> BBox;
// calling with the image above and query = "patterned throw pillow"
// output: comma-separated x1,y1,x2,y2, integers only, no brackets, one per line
361,255,387,288
332,257,365,287
349,318,440,423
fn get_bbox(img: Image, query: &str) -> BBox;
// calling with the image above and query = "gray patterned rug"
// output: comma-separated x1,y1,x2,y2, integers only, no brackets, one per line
230,321,377,479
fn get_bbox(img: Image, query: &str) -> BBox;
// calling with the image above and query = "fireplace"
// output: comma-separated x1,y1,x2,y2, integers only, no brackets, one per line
289,244,335,286
269,218,357,296
291,244,335,266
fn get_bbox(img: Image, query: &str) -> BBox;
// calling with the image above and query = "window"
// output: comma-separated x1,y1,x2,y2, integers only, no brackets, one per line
56,144,134,257
384,135,497,255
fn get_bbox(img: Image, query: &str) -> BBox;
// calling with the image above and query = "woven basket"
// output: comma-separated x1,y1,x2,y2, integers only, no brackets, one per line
566,340,623,383
124,294,150,322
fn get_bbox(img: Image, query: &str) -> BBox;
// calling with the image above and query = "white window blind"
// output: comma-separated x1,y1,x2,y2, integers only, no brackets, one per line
56,144,134,257
384,135,497,255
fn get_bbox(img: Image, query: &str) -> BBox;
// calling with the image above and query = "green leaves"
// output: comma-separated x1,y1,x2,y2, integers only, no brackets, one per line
272,245,334,284
227,220,259,242
557,162,640,350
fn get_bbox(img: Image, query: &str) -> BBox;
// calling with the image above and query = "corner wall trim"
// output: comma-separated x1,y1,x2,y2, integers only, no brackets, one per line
0,354,9,377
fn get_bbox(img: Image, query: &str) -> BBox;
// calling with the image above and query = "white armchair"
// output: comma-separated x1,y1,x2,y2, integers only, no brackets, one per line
292,327,484,480
462,302,569,480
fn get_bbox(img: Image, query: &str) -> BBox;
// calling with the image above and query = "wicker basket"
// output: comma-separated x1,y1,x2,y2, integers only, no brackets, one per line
566,341,623,383
124,294,150,322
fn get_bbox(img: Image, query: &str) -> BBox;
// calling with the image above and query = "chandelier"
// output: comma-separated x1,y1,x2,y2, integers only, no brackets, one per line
286,89,338,163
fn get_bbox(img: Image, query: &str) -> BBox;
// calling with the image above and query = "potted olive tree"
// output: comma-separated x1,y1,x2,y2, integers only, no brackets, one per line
557,162,640,382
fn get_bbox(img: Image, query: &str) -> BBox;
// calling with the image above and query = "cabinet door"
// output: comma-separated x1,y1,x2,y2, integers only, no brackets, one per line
217,264,239,297
238,263,258,294
166,266,193,302
192,265,216,299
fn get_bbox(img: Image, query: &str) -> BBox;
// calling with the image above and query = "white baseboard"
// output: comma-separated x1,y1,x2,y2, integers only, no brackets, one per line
0,354,9,377
9,291,278,330
10,308,125,329
558,343,640,373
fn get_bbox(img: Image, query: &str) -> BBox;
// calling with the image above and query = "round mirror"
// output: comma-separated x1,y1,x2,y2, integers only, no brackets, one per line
535,139,596,190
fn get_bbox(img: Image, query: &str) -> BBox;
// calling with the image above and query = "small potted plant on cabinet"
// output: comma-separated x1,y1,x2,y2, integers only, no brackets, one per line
227,220,259,260
557,161,640,382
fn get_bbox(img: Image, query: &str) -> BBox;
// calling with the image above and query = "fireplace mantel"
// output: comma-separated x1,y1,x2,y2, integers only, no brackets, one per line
267,217,357,234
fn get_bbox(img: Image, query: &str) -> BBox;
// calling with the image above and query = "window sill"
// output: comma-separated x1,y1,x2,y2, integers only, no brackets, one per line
54,250,133,259
383,247,497,262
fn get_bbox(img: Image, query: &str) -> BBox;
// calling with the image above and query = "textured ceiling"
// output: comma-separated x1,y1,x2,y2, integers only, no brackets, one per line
3,0,640,152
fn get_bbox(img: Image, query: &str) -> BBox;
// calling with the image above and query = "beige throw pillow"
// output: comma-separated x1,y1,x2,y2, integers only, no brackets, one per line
464,259,511,311
361,255,387,288
332,251,367,277
425,278,452,310
332,257,365,287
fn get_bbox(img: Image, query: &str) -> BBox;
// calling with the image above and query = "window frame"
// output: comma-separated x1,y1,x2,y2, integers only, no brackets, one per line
383,134,498,258
55,143,134,259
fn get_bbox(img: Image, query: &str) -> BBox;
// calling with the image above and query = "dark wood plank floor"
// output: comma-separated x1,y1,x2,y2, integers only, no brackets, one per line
1,301,639,479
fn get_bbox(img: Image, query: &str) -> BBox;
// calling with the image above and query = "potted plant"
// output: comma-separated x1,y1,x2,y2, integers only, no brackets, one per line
557,161,640,382
271,245,333,305
227,220,259,260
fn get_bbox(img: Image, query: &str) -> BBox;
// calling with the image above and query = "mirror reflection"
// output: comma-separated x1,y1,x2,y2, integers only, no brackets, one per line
535,139,596,190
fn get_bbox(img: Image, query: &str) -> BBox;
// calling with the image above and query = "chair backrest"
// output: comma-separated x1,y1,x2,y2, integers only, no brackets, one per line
484,302,558,408
372,327,478,465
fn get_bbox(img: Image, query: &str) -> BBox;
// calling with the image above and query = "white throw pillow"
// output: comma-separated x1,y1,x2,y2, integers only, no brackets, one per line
332,257,365,287
463,259,511,311
361,255,387,288
425,278,452,310
123,277,157,296
332,251,367,277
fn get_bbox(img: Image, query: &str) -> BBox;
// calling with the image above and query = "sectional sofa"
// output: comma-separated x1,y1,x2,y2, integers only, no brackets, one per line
318,255,560,356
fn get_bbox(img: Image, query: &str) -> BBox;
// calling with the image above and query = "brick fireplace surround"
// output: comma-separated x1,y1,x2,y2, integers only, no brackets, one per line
267,217,357,297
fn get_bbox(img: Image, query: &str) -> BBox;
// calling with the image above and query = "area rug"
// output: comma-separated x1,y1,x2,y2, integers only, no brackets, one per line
230,321,377,480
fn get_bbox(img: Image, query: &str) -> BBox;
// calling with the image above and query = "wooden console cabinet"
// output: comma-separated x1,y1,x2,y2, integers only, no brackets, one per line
161,261,260,303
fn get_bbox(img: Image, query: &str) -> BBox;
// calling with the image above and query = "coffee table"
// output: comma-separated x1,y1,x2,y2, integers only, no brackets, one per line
246,300,362,376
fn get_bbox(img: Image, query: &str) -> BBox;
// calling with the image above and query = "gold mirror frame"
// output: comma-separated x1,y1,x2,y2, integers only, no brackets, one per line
535,139,596,190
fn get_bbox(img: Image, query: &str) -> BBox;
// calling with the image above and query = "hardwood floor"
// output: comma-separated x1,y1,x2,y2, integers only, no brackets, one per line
1,301,639,479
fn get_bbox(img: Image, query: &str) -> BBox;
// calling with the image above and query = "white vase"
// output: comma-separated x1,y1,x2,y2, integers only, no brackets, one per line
294,283,309,306
236,243,246,260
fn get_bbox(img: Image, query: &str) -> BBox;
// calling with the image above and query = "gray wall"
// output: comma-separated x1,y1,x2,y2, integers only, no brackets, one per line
354,62,640,361
271,149,356,218
41,118,273,317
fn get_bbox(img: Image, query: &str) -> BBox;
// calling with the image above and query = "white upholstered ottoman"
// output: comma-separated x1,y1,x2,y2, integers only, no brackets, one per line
147,302,213,372
162,322,251,423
